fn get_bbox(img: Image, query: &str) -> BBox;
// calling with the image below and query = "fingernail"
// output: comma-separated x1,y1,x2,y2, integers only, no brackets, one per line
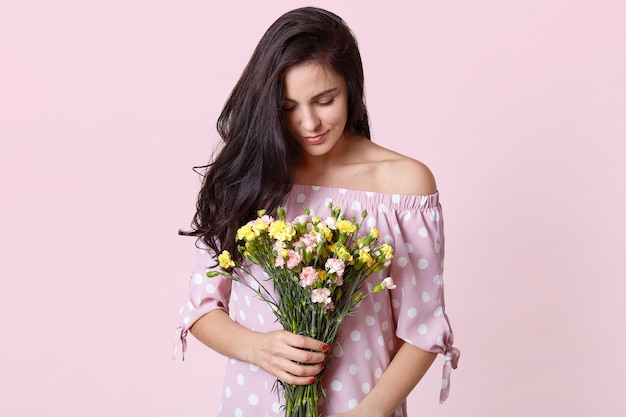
320,363,325,370
322,344,330,351
309,377,317,383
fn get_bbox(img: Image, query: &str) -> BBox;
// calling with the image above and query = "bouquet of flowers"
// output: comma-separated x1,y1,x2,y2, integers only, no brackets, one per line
209,203,396,417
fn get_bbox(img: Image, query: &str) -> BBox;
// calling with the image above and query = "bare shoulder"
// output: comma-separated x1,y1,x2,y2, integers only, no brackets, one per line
363,141,438,196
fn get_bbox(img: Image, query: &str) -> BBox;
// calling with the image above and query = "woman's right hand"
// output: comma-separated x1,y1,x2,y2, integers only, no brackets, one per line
249,330,328,385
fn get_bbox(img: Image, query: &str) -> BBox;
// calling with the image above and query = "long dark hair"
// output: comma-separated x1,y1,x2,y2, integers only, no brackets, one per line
181,7,371,260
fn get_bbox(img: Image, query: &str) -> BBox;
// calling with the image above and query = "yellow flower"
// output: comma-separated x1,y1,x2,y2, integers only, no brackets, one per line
252,219,269,234
336,245,354,263
317,269,327,282
318,226,333,242
336,219,357,234
358,248,375,267
236,224,257,241
218,250,236,269
268,220,296,241
369,227,380,239
380,243,394,259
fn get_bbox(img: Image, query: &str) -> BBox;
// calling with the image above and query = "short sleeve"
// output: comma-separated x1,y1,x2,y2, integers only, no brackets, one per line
172,241,232,360
387,195,460,403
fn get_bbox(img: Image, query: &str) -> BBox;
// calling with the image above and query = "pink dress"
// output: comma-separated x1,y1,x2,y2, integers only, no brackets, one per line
174,185,459,416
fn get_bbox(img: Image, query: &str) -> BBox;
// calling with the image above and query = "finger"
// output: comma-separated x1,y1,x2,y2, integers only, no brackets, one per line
286,333,330,353
280,357,325,378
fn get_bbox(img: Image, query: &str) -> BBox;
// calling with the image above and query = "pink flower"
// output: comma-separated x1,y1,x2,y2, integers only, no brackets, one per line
299,266,319,288
297,232,318,253
325,258,345,277
286,250,302,269
311,287,331,304
381,277,396,290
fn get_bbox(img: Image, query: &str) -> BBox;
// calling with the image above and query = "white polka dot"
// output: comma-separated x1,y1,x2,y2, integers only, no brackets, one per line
225,386,231,398
418,227,428,238
250,279,260,291
375,368,383,378
379,203,387,213
420,195,429,207
205,283,216,294
349,364,358,375
333,344,344,357
437,336,444,347
434,306,443,317
297,193,306,203
397,257,408,268
405,243,413,253
193,273,203,284
258,313,265,324
331,380,343,391
352,201,362,211
377,336,385,346
325,198,333,207
237,374,244,385
407,308,418,318
311,185,321,191
392,194,401,204
362,383,371,394
403,211,411,221
249,364,259,372
422,292,431,302
384,234,394,244
441,379,449,389
411,275,417,285
187,301,194,311
339,188,347,194
392,299,400,309
418,259,429,270
230,358,237,365
381,320,389,331
272,402,281,414
235,408,243,417
239,310,246,321
231,290,239,301
244,295,251,306
433,275,443,285
418,324,428,334
364,349,372,360
351,330,361,341
183,316,190,326
249,394,259,405
434,242,441,253
367,217,377,228
394,224,401,234
178,306,184,316
374,302,382,312
365,315,376,326
388,339,395,351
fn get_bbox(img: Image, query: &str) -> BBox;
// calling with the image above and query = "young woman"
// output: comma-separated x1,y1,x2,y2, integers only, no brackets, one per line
175,7,459,417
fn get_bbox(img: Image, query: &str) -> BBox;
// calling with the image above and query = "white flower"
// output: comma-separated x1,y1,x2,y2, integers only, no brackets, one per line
381,277,396,290
311,287,331,304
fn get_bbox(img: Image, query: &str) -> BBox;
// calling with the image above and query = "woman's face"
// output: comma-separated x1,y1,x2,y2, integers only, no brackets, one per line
282,61,349,158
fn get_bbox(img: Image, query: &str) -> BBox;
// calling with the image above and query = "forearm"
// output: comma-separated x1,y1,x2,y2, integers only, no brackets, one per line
189,309,327,385
354,340,437,417
189,309,256,363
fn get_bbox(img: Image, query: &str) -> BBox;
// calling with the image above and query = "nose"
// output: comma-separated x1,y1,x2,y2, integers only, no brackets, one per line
300,107,321,132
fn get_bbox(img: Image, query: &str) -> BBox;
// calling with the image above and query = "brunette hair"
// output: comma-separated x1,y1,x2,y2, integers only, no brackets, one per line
181,7,371,259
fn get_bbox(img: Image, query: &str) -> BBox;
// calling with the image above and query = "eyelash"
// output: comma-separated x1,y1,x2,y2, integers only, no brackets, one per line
283,99,335,112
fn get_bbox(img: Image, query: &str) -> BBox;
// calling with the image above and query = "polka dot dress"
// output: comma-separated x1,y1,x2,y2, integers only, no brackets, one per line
175,185,459,416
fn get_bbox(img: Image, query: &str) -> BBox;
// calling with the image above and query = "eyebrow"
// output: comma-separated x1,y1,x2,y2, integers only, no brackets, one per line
283,87,338,102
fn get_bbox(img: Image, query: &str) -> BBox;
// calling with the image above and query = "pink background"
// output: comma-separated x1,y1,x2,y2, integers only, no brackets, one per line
2,0,625,416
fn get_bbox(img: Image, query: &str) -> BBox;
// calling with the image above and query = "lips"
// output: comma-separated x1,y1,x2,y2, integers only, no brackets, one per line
303,132,326,145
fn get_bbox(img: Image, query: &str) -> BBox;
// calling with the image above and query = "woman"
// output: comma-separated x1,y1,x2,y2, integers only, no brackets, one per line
175,7,459,417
